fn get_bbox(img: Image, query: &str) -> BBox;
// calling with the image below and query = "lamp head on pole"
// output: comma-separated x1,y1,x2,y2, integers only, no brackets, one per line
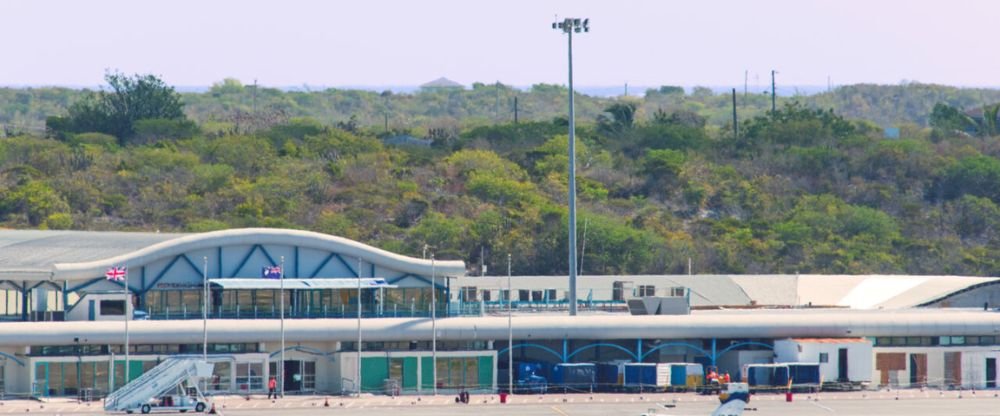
552,17,590,34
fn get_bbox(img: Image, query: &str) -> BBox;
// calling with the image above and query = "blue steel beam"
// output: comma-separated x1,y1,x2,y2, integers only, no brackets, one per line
258,245,278,267
309,253,337,278
139,255,183,294
333,254,359,277
231,245,261,277
497,342,565,362
639,342,710,361
566,343,639,362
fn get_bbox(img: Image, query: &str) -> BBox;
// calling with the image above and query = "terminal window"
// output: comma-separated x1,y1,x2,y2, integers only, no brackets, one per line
100,300,126,316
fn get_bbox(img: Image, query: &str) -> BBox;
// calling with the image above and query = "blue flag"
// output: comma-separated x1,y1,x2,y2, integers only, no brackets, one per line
262,266,282,279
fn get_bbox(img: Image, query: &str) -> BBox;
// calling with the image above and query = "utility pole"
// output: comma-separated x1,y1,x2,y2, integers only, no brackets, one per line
744,70,748,99
732,88,739,138
771,70,777,113
513,96,519,124
495,81,500,124
624,82,628,97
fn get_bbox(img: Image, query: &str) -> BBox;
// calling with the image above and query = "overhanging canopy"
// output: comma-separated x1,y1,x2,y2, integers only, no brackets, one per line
209,278,396,290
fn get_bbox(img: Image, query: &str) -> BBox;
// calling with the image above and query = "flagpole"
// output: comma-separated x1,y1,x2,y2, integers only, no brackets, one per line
124,265,129,385
279,256,285,399
430,254,436,396
202,256,208,362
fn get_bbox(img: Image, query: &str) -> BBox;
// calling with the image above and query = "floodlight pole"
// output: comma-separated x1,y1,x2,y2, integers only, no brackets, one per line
202,256,208,362
554,17,589,316
357,256,363,396
507,253,513,394
279,256,285,398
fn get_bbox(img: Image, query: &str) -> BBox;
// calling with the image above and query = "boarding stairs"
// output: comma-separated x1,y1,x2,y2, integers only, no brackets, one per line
103,356,213,412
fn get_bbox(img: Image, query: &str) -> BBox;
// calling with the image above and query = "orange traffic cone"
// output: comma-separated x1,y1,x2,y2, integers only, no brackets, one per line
324,397,330,407
209,402,218,414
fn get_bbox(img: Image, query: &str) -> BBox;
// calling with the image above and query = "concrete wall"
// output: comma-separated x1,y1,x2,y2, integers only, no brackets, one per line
774,339,872,383
65,293,134,322
873,346,1000,389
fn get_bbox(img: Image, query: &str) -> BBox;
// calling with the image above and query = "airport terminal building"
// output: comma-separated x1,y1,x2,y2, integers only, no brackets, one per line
2,228,1000,398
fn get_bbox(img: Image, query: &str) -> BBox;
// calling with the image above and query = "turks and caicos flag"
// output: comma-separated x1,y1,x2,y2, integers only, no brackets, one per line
262,266,282,279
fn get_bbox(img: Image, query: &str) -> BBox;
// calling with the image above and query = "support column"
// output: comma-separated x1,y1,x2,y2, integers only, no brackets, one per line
711,338,718,367
62,281,69,316
562,339,569,362
21,282,28,321
636,339,643,362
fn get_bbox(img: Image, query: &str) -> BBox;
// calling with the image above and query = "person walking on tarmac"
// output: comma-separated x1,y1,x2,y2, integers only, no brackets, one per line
268,376,278,399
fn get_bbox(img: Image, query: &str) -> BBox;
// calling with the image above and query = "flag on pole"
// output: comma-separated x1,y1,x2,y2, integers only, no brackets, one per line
105,266,127,281
262,266,282,279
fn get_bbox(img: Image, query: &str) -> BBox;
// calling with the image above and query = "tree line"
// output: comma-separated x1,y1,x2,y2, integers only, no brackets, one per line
3,73,1000,276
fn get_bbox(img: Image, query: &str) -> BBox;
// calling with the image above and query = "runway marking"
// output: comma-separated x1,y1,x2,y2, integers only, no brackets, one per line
550,405,570,416
810,401,835,413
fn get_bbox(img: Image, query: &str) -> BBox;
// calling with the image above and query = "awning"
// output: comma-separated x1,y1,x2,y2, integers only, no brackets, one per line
208,278,396,290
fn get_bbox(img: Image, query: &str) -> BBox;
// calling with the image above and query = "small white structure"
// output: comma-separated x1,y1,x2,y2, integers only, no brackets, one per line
774,338,872,384
65,293,134,321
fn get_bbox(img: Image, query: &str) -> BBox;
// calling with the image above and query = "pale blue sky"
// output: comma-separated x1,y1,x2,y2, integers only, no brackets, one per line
2,0,998,88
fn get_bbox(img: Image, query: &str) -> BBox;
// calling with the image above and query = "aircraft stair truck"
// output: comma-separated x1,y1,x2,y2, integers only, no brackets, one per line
103,356,214,414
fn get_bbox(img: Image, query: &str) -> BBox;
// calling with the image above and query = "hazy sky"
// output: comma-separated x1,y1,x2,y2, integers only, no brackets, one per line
3,0,998,88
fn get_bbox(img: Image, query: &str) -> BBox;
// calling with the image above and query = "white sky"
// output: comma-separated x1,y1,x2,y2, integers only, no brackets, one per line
2,0,998,88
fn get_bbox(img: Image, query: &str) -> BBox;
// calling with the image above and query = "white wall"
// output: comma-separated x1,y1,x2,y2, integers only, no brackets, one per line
65,293,133,321
872,346,1000,389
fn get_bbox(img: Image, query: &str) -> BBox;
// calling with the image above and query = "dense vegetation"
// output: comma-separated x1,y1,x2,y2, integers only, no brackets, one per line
3,74,1000,276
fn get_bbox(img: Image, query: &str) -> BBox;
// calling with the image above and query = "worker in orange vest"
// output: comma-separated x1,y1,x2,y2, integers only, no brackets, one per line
268,376,278,399
723,372,731,384
708,369,719,385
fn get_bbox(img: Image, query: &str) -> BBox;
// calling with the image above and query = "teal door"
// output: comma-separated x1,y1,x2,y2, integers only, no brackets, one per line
88,301,95,321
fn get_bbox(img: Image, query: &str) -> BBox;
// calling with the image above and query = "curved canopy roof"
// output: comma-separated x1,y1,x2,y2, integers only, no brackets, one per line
1,309,998,346
0,228,465,281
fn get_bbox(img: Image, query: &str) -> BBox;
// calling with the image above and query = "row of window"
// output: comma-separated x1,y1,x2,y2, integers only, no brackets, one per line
30,343,261,357
457,283,686,302
873,336,1000,347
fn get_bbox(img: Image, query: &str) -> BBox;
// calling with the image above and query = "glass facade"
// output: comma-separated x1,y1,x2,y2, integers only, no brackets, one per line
143,287,446,319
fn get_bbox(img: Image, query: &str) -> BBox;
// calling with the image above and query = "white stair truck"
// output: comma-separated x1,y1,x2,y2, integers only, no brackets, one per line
103,356,213,414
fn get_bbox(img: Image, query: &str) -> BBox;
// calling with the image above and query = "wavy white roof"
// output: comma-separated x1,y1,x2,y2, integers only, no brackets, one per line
0,228,465,280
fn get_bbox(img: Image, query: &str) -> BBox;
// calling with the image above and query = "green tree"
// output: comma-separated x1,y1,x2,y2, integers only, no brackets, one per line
48,72,186,144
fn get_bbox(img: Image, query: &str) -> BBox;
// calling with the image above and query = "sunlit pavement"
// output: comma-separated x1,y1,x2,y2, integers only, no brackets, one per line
10,389,1000,415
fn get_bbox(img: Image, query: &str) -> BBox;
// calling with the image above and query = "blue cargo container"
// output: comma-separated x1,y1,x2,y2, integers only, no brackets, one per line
551,363,596,392
787,363,821,392
745,364,790,391
595,363,626,391
623,363,658,391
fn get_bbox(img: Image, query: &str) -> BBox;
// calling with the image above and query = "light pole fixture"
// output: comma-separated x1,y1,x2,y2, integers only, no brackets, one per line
552,17,589,316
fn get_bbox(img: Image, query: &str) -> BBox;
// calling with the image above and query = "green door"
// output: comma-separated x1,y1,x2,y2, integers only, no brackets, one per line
421,356,434,390
360,357,388,393
402,357,418,391
477,356,493,391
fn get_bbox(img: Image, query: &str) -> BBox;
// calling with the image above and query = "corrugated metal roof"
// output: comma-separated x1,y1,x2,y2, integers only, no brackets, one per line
788,338,868,343
0,230,184,270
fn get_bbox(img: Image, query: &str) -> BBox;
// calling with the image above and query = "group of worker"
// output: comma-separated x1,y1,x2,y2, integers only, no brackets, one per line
707,369,731,385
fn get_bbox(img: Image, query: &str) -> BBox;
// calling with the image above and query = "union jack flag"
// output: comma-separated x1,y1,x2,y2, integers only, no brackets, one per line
105,266,127,281
262,266,282,279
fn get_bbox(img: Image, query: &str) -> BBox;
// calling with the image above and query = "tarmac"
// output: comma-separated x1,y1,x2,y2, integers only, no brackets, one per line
10,389,1000,415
